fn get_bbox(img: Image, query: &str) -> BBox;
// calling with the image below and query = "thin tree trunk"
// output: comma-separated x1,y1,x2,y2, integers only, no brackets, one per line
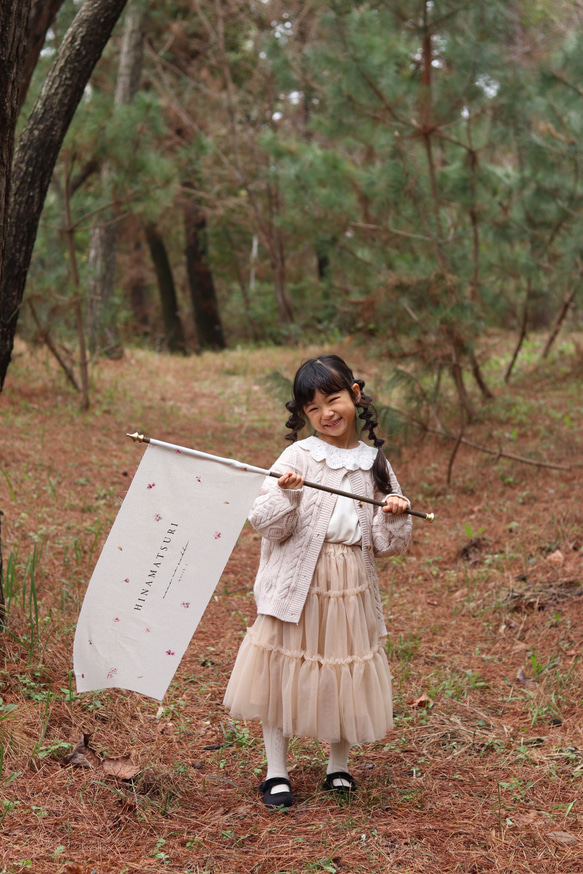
87,0,147,358
420,10,447,271
87,191,122,357
64,170,90,411
145,224,187,354
446,428,464,485
272,253,294,324
221,229,258,340
541,281,579,359
317,248,331,282
450,344,475,423
268,222,294,324
18,0,66,110
29,299,81,392
127,215,149,332
505,277,531,383
469,350,494,399
0,0,129,392
183,199,226,350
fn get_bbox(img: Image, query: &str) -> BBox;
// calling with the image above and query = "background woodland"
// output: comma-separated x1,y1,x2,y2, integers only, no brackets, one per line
1,0,582,416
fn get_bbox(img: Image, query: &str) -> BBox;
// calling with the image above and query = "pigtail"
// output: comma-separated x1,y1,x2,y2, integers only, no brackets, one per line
356,380,394,495
285,400,305,443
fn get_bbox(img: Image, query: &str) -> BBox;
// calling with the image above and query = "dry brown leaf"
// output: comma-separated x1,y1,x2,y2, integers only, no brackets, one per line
546,549,565,565
511,642,528,653
547,831,577,845
512,810,551,827
516,667,536,686
101,755,141,780
66,735,140,780
408,693,433,709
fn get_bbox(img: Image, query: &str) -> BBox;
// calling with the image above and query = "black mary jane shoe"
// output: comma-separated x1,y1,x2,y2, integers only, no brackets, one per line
259,777,295,809
323,771,357,794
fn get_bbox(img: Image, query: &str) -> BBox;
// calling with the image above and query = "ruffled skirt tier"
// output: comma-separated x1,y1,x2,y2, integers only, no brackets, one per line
224,542,393,745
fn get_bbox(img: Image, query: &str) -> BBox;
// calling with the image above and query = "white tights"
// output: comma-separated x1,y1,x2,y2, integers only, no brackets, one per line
262,724,351,784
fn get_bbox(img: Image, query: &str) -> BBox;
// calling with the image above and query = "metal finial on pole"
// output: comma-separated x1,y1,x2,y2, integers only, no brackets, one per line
127,432,149,443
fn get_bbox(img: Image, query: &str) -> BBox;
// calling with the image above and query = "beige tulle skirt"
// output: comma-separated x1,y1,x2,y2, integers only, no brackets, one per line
223,542,393,745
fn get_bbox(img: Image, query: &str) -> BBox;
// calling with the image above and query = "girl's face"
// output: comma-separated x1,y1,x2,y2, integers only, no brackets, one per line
303,384,361,448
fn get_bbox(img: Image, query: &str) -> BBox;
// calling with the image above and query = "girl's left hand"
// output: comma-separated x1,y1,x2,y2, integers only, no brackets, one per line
382,495,409,515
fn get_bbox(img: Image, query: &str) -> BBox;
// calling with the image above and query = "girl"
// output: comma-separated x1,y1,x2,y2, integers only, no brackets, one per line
224,355,411,808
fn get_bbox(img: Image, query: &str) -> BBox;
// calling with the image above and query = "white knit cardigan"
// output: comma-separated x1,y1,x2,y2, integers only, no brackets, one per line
247,436,412,633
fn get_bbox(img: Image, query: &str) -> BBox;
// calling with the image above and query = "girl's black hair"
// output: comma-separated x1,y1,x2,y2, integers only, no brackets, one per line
285,354,395,494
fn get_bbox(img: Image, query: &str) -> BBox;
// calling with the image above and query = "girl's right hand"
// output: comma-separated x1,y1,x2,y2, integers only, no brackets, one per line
278,471,304,490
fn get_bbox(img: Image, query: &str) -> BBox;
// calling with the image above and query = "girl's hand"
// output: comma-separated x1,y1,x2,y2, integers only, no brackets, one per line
278,471,304,490
382,495,409,515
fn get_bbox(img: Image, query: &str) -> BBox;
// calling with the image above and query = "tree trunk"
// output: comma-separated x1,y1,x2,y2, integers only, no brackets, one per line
64,170,90,410
0,509,5,630
272,252,294,324
469,350,494,400
450,344,475,423
145,223,187,354
127,215,150,332
505,277,531,384
87,0,147,358
18,0,66,110
541,281,579,360
87,186,122,358
266,224,294,324
0,0,129,392
0,1,33,371
184,199,226,350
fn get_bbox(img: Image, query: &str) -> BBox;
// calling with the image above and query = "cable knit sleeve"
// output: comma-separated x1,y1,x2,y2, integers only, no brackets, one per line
247,445,308,543
371,460,412,556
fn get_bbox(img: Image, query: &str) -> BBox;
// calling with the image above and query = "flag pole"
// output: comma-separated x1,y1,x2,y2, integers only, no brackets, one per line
127,432,435,523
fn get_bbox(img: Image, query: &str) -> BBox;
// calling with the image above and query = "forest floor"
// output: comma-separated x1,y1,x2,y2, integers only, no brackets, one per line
0,333,582,874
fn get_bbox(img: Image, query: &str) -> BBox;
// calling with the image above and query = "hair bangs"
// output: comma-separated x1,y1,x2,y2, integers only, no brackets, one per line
292,357,355,408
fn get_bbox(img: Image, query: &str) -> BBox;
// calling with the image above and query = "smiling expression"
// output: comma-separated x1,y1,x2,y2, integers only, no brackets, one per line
303,385,361,448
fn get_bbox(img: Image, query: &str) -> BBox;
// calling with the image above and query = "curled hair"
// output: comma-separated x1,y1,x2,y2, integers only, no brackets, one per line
285,354,394,494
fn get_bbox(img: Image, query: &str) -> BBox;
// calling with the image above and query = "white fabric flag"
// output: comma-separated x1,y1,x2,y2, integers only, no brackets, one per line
73,441,266,701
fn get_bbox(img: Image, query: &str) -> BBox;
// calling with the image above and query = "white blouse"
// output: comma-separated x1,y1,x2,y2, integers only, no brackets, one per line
325,474,362,545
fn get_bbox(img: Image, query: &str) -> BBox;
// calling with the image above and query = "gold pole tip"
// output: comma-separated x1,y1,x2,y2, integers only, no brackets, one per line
426,513,435,523
127,431,146,443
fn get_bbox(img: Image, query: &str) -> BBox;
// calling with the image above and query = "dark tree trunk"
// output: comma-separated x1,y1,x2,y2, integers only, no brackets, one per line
0,1,32,363
18,0,67,110
505,277,531,384
0,509,5,630
469,351,494,400
145,224,187,354
0,0,129,392
541,280,579,359
184,200,226,350
127,215,150,332
317,250,331,283
270,240,294,324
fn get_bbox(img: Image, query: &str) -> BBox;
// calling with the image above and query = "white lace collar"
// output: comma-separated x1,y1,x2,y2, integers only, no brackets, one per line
297,435,377,470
